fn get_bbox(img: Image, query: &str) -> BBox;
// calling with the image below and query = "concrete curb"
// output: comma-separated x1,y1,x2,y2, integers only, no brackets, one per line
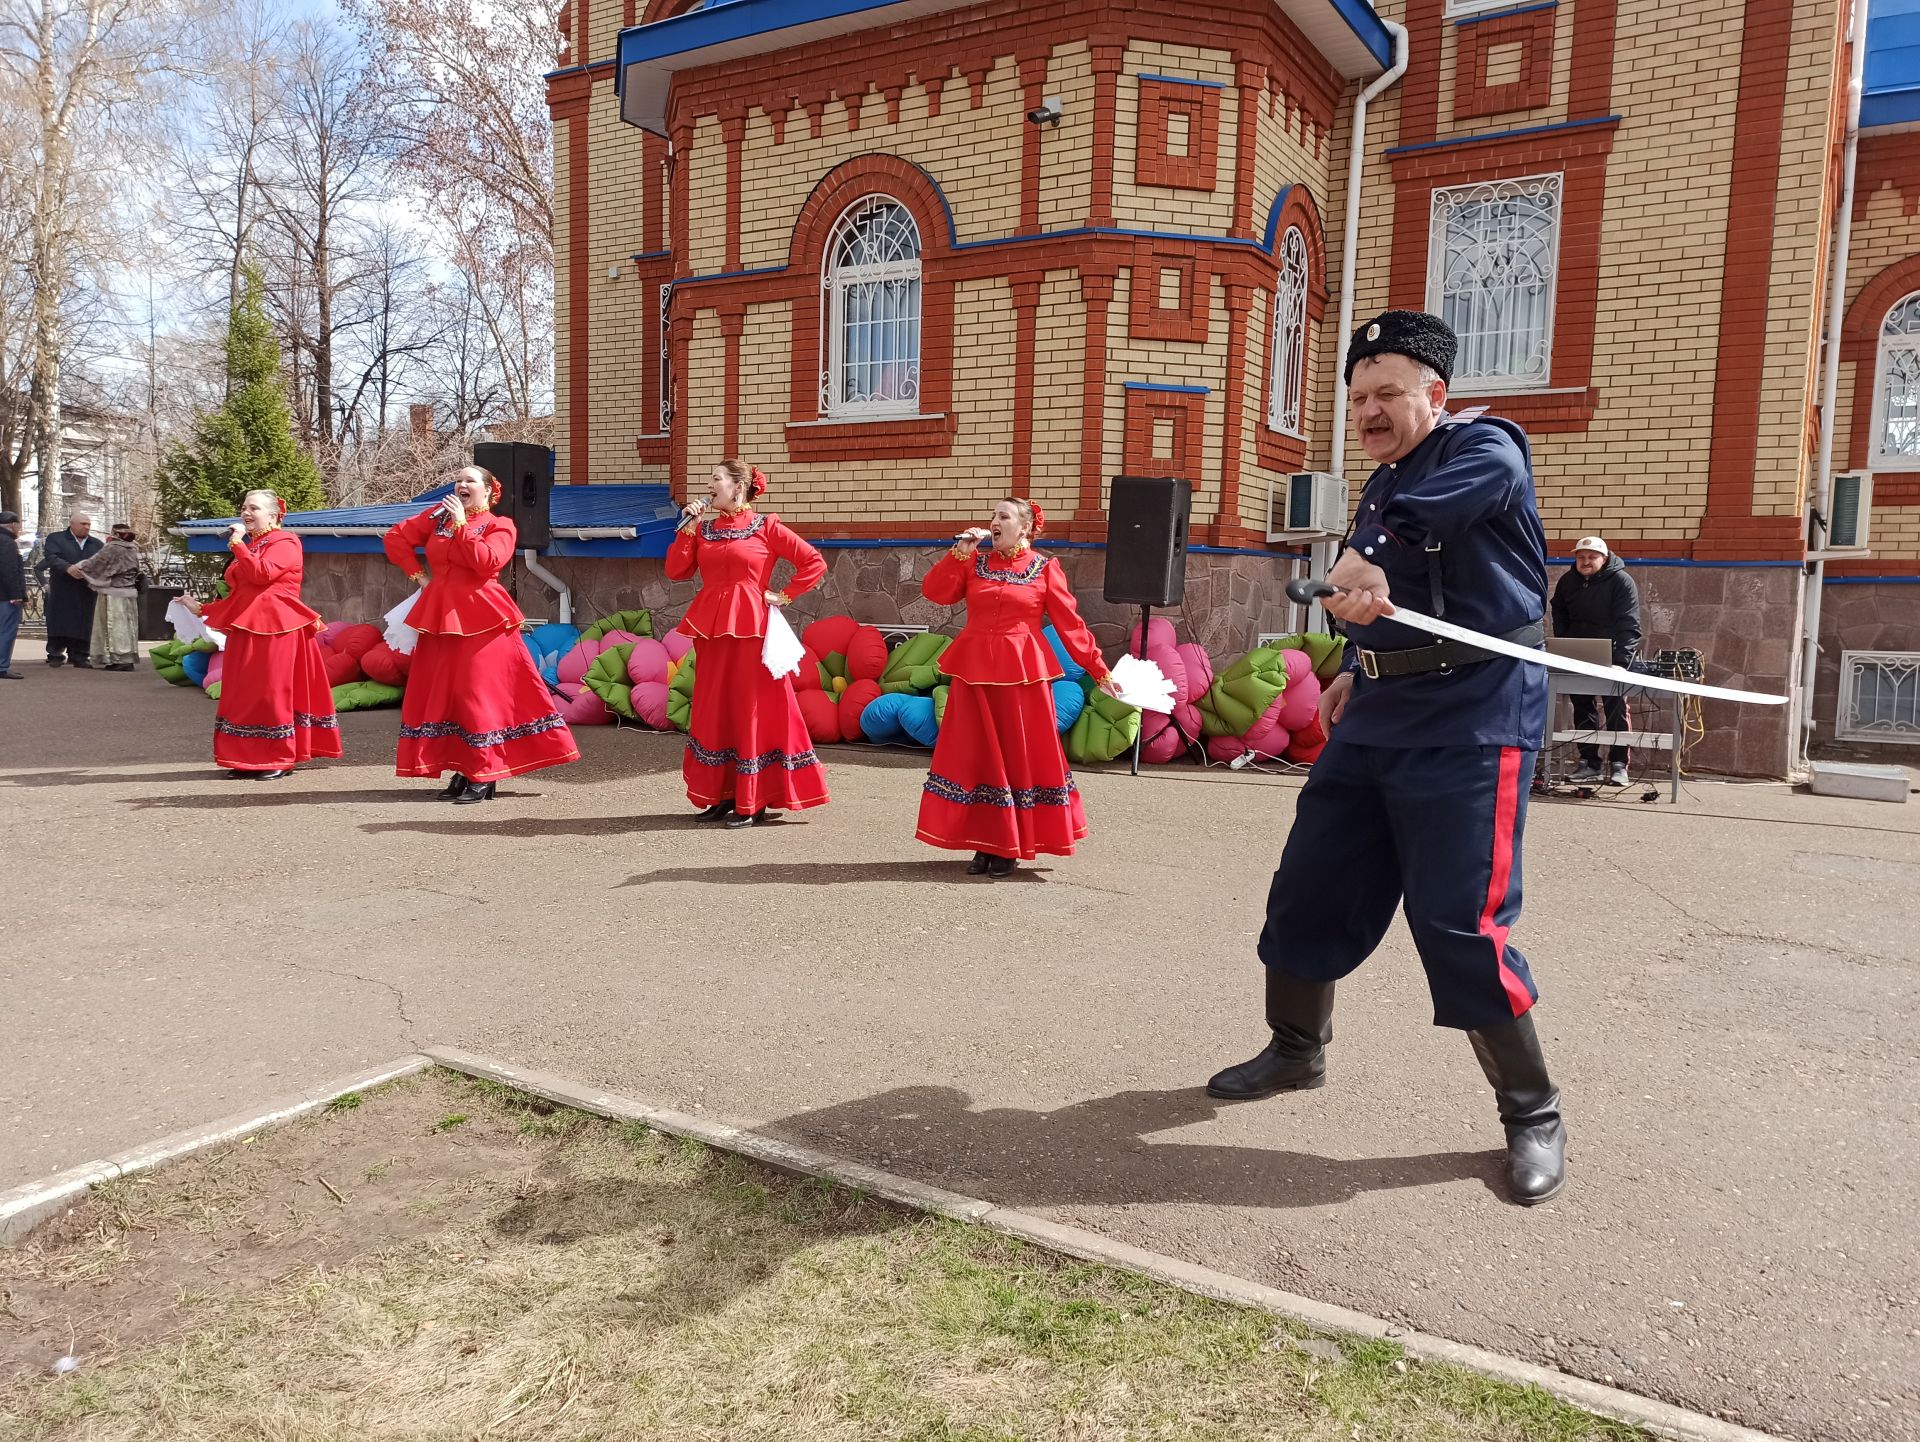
0,1054,433,1245
423,1047,1787,1442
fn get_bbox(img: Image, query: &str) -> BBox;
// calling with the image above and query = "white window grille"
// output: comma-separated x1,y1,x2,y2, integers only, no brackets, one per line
1836,650,1920,743
1267,226,1309,435
821,195,922,419
1870,291,1920,468
1427,172,1562,392
659,283,674,434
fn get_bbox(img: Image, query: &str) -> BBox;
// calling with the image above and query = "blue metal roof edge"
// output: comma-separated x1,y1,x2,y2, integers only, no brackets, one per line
1328,0,1395,68
1861,86,1920,128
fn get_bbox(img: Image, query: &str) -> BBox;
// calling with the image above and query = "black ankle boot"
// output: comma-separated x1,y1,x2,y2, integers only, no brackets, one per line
439,774,470,799
966,852,991,875
453,780,496,804
694,801,734,821
1468,1012,1567,1205
1206,971,1335,1099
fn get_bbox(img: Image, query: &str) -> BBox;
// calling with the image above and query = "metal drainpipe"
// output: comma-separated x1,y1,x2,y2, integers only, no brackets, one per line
1796,0,1872,767
1313,20,1410,629
521,548,573,626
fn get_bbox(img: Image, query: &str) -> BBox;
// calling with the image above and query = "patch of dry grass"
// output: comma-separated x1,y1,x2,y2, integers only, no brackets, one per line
0,1073,1650,1441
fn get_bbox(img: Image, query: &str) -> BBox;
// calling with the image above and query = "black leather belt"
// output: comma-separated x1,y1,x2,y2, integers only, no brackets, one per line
1356,623,1544,679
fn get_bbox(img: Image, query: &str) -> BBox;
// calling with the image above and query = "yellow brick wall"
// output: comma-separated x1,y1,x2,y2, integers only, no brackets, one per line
587,97,651,486
1109,269,1233,521
553,113,575,486
1039,44,1095,231
687,114,728,277
1030,272,1089,517
1113,42,1238,236
686,311,725,475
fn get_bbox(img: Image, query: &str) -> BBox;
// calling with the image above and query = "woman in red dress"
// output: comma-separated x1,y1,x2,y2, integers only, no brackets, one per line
917,498,1115,876
182,489,341,780
383,464,579,802
666,458,829,827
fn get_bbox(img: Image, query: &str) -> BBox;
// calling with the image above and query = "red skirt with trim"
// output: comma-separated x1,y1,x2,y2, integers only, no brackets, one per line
213,628,343,772
397,626,580,781
682,634,829,812
916,677,1087,860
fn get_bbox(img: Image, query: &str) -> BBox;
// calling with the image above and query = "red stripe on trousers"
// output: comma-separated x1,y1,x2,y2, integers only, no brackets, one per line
1479,746,1534,1018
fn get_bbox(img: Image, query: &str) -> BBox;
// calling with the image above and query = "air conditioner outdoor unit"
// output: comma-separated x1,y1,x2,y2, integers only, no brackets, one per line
1267,471,1348,541
1825,471,1872,552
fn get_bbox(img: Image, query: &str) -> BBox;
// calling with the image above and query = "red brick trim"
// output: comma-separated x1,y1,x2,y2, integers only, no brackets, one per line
1825,558,1920,575
1219,281,1254,524
1090,44,1124,227
785,155,956,440
1702,0,1797,531
1567,0,1618,118
1019,52,1048,233
1691,515,1803,563
1136,77,1222,191
721,116,745,272
1128,248,1209,343
1078,266,1118,518
558,1,575,67
1399,0,1448,149
784,414,958,460
1232,59,1264,237
574,0,588,64
1010,277,1040,488
1852,131,1920,220
1875,479,1920,506
1389,122,1615,428
1842,254,1920,470
1455,7,1555,121
1122,388,1205,480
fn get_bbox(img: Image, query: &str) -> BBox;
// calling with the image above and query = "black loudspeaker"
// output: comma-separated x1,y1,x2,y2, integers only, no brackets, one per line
473,442,554,550
1102,475,1191,607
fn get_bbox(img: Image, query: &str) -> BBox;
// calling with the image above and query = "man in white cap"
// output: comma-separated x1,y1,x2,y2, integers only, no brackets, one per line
1550,535,1641,785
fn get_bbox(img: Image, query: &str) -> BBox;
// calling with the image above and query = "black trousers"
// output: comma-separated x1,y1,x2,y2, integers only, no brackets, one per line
1571,693,1629,768
46,630,91,664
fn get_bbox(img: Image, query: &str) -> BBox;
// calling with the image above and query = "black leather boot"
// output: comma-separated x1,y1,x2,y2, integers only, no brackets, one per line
453,780,496,804
1206,971,1335,1099
693,801,734,821
1468,1012,1567,1205
439,773,470,799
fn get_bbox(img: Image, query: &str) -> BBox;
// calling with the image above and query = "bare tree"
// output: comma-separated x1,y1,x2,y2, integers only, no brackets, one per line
343,0,554,419
0,0,183,535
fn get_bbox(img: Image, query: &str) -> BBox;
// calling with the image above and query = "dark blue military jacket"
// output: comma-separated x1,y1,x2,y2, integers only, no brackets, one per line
1335,414,1549,750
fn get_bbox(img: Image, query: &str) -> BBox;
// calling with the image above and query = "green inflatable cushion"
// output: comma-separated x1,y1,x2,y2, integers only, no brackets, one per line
1199,646,1290,738
150,637,216,685
205,680,221,701
880,632,952,694
581,608,654,642
1065,685,1141,764
667,645,697,732
332,679,405,711
1257,631,1347,682
582,642,638,719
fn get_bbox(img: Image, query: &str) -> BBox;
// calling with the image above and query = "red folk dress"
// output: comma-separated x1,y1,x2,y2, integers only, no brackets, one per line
665,508,829,813
917,546,1109,860
199,529,341,772
383,507,579,782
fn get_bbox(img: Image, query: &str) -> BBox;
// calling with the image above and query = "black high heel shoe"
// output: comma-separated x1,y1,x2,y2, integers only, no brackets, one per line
694,801,734,821
724,808,768,828
252,769,294,781
966,852,991,875
985,855,1017,879
439,773,470,800
453,780,497,804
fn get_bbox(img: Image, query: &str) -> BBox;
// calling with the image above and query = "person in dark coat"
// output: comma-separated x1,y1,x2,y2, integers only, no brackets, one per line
41,512,103,668
0,510,25,679
1550,535,1641,785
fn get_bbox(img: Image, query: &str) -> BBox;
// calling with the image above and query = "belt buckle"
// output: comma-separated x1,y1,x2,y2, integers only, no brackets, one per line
1360,649,1380,680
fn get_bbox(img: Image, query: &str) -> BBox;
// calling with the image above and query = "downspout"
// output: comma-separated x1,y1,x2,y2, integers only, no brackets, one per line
1797,0,1872,766
1310,20,1409,629
521,548,573,625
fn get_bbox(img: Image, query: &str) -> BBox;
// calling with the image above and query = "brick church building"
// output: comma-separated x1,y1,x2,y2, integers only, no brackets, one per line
536,0,1920,774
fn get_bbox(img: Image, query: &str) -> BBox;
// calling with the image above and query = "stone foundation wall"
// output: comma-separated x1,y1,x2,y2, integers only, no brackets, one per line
296,548,1807,776
1811,581,1920,761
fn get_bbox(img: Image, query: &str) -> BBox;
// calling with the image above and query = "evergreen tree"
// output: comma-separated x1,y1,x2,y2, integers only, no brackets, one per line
155,265,327,536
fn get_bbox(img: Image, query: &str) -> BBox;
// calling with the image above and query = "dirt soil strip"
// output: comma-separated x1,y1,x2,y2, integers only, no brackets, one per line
0,1056,433,1245
421,1046,1788,1442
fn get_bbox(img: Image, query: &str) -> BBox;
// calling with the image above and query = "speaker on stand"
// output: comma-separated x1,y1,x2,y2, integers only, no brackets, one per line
472,441,554,552
1102,475,1198,775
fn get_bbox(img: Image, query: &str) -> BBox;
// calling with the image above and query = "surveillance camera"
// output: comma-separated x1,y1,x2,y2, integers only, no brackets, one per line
1027,96,1063,126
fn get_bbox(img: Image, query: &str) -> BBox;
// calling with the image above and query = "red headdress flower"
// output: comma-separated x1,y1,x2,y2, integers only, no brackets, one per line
1018,498,1045,535
749,465,769,498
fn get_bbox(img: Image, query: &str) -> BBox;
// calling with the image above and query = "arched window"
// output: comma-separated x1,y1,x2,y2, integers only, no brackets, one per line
1267,226,1309,435
1872,291,1920,467
821,196,922,418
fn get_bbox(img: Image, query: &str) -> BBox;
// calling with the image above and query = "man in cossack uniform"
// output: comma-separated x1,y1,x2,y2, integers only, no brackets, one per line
1207,310,1567,1205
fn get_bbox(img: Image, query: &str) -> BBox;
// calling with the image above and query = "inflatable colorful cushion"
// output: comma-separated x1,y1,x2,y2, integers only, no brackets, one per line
524,622,582,686
360,640,412,687
1122,618,1214,763
151,638,215,685
667,644,697,732
1065,687,1141,764
796,616,887,743
879,632,952,694
581,642,638,719
332,679,405,712
581,608,654,642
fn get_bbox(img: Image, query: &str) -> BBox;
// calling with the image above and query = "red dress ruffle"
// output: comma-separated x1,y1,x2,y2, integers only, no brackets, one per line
916,678,1087,859
683,635,829,813
214,628,343,771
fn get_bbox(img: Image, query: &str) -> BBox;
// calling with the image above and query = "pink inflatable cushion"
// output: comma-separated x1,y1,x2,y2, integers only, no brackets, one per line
558,630,640,687
625,636,672,686
661,631,694,664
630,679,670,730
1272,650,1322,732
555,679,612,725
202,651,226,692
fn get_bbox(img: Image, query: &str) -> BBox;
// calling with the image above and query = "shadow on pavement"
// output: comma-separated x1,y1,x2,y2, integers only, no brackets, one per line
619,860,1052,888
122,787,480,810
764,1084,1501,1210
2,768,233,787
364,813,702,838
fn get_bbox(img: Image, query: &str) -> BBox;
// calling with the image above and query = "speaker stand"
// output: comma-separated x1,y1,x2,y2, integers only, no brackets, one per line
1128,604,1151,777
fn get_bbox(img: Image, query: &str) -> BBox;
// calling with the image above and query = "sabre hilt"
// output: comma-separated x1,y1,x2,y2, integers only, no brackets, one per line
1285,578,1340,605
